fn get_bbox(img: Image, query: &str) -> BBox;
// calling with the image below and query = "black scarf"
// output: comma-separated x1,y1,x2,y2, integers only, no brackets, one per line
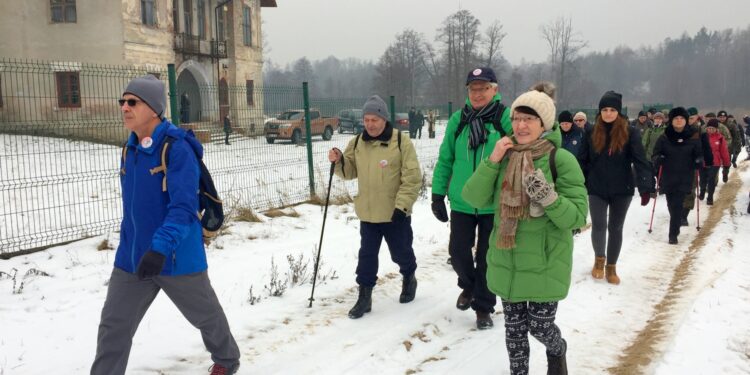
664,124,696,145
459,100,501,149
362,122,394,142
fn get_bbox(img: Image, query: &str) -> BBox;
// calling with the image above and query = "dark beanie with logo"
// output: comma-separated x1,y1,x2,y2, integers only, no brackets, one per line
598,91,623,114
123,75,166,118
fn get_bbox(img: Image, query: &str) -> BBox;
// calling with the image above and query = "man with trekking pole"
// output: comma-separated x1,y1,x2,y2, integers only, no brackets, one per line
327,95,422,319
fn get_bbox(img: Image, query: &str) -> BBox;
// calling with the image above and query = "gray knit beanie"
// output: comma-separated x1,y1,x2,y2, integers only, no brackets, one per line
362,95,390,122
123,75,166,118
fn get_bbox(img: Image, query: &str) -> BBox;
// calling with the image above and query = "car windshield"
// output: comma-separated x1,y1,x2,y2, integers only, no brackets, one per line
277,111,304,120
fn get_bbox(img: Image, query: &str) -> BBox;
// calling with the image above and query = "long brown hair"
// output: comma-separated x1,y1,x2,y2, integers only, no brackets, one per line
591,115,629,154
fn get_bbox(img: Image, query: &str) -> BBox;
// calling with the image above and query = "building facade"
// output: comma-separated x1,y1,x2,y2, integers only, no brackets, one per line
0,0,276,141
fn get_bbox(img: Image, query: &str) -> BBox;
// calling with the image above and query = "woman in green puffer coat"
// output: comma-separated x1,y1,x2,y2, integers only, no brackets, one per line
462,84,588,375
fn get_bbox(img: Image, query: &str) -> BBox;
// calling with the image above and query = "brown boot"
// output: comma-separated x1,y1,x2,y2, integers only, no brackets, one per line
591,256,605,279
605,264,620,285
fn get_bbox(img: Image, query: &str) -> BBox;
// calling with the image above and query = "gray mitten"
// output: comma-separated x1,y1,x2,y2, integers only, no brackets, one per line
523,169,558,209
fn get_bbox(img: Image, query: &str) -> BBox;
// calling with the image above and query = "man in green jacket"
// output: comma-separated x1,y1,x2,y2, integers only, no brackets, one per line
431,67,511,330
642,111,666,160
328,95,422,320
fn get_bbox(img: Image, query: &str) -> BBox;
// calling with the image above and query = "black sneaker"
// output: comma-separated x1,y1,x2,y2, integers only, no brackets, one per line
699,190,705,201
668,236,678,245
456,289,472,311
707,195,714,206
476,311,494,330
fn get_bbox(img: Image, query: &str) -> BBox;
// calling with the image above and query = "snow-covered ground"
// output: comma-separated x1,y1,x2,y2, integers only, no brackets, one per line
1,143,749,374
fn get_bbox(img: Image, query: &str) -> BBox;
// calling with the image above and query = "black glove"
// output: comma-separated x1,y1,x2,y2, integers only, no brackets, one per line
136,250,166,280
431,194,449,222
391,208,407,223
722,166,730,183
653,154,666,173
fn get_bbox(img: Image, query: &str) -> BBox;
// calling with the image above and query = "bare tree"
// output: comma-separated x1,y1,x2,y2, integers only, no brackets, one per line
540,17,588,107
436,10,482,105
482,21,507,69
374,29,428,105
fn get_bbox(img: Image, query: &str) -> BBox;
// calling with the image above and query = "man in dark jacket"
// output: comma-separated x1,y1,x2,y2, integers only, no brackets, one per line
92,76,240,375
559,110,584,159
432,67,511,330
223,114,232,145
681,107,713,226
408,107,417,138
631,111,652,135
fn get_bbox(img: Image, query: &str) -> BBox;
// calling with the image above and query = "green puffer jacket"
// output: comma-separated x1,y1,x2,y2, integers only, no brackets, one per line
334,127,422,223
461,125,588,302
432,94,512,214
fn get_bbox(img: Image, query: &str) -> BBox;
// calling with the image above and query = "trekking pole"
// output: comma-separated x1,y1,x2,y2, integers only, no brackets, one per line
695,170,701,231
309,161,336,308
648,166,663,234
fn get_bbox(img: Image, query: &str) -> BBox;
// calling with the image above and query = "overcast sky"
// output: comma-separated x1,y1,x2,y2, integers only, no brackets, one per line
262,0,749,67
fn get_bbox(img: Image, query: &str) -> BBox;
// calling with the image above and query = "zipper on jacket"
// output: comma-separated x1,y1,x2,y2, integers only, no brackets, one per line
130,149,139,271
508,247,516,299
473,145,479,216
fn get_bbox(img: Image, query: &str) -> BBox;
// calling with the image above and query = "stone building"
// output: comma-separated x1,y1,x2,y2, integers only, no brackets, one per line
0,0,277,142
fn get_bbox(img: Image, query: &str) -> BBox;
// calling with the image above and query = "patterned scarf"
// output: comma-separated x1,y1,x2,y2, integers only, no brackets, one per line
460,100,501,149
497,138,556,249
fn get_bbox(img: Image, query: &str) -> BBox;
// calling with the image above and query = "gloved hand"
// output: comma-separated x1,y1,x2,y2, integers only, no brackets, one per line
391,208,407,223
523,169,558,208
136,250,166,280
431,194,449,222
653,154,666,173
722,166,730,183
640,192,651,206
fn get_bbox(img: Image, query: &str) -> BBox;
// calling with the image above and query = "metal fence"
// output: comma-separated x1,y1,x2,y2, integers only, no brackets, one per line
0,58,447,257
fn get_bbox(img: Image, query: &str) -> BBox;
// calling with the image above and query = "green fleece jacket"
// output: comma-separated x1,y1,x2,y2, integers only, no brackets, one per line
461,124,588,302
431,94,512,214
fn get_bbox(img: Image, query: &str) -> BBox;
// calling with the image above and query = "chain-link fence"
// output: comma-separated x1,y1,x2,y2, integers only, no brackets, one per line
0,58,448,257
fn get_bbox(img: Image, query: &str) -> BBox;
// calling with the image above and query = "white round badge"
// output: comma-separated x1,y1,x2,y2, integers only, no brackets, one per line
379,159,388,168
473,69,482,76
141,137,153,148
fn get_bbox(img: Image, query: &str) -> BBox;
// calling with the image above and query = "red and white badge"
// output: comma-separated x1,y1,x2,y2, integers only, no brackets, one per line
473,68,482,76
379,159,388,168
141,136,153,148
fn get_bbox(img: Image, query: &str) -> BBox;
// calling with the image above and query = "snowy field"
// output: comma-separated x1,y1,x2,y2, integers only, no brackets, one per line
1,143,749,374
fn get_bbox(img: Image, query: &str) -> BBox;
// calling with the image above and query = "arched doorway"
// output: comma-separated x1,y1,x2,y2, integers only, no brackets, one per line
219,78,229,122
176,69,202,123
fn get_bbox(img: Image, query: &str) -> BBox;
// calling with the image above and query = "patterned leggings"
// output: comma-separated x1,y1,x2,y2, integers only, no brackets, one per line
502,300,565,375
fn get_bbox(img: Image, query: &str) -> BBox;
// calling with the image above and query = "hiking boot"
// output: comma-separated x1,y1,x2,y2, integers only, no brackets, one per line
209,363,239,375
399,274,417,303
732,161,738,168
446,257,452,265
348,286,373,319
668,236,678,245
706,194,714,206
456,289,472,311
476,311,494,330
605,264,620,285
680,211,689,227
698,189,705,201
591,256,605,279
547,339,568,375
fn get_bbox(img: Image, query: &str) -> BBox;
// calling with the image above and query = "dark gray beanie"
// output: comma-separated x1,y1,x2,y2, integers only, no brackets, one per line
123,75,166,117
362,95,390,121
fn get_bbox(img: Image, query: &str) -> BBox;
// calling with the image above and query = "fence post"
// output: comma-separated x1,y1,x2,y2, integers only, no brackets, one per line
389,95,395,125
303,82,316,197
168,64,179,126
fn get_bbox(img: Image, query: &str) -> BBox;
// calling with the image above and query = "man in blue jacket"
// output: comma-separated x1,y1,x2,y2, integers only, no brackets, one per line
91,75,240,375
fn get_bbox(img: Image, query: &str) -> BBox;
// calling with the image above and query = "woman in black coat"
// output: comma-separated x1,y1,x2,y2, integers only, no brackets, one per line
578,91,656,285
652,107,703,245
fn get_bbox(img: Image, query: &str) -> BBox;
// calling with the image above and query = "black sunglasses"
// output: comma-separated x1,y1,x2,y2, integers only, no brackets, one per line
118,98,141,107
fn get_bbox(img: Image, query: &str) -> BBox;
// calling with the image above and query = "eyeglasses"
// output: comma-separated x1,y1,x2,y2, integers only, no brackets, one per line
468,86,492,94
574,119,585,122
511,115,540,124
118,98,141,107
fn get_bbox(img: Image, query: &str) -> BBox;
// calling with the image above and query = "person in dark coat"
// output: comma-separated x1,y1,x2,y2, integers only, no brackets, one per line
408,107,417,138
681,107,713,226
180,92,190,123
652,107,703,245
559,110,584,159
415,110,425,138
573,111,593,132
578,91,655,285
223,114,232,145
631,110,652,135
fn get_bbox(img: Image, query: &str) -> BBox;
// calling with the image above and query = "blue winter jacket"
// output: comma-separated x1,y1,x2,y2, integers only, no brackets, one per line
115,119,208,275
561,125,585,158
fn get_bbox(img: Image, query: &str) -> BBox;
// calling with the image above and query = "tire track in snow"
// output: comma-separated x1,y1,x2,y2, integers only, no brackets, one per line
610,162,747,374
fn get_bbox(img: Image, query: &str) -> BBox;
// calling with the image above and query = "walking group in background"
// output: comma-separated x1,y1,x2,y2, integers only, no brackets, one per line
98,67,748,375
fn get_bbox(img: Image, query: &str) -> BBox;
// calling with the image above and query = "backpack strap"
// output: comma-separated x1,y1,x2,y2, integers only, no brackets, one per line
149,137,173,192
120,144,128,175
549,147,558,183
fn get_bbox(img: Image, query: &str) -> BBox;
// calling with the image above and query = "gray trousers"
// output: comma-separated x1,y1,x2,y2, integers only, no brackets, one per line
91,268,240,375
589,194,632,265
